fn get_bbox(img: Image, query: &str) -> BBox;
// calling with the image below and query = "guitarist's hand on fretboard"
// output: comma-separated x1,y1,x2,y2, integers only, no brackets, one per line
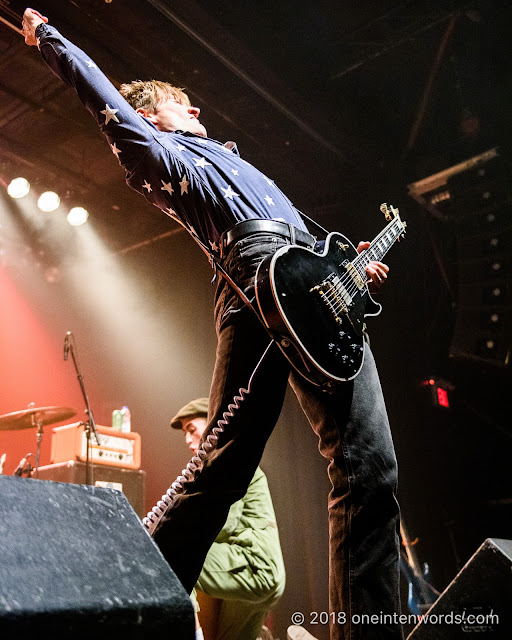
357,241,389,293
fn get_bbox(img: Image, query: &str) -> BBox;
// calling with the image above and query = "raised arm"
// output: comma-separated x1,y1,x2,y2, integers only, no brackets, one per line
21,7,47,44
21,8,157,174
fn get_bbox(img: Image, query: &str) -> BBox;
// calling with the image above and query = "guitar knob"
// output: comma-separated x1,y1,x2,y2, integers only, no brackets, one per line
281,338,290,348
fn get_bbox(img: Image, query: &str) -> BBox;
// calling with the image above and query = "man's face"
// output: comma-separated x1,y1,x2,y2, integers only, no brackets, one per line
182,416,208,454
138,98,207,137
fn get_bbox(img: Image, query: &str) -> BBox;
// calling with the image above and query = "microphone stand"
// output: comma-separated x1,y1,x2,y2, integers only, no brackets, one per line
66,334,101,486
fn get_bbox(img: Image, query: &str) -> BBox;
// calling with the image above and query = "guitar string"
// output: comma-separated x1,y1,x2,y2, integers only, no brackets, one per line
319,220,403,316
324,241,393,314
336,219,401,299
342,218,401,294
323,235,398,317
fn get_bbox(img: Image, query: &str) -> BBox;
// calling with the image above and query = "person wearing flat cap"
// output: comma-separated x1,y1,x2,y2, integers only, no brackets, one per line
170,398,286,640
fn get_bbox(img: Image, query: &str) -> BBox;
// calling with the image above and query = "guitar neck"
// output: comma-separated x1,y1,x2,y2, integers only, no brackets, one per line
354,216,404,274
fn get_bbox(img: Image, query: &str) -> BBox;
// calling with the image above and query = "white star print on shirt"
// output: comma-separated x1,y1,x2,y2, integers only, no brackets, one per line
142,180,152,192
222,185,239,200
161,181,173,195
231,169,239,176
85,60,97,69
176,144,186,152
165,207,178,218
100,104,119,125
264,195,275,206
194,157,212,169
180,175,190,195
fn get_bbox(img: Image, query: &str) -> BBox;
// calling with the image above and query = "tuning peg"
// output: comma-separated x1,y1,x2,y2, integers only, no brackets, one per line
380,203,392,221
397,221,407,241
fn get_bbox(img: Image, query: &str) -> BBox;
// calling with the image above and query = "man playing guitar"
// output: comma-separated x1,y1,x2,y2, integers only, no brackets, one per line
22,8,401,639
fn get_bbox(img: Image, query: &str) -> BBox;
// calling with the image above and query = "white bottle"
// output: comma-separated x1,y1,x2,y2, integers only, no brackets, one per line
120,406,131,433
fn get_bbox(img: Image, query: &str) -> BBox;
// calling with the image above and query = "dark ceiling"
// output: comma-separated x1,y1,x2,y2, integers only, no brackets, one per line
1,0,511,252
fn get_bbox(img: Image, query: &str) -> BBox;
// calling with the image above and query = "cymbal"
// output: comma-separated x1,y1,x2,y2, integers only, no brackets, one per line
0,406,77,431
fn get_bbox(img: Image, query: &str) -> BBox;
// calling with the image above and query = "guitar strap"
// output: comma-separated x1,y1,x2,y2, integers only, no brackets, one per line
296,209,330,238
189,229,265,326
286,222,296,245
189,209,328,321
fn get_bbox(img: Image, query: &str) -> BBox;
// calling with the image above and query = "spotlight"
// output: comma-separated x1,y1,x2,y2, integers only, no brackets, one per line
37,191,60,212
67,206,89,226
7,177,30,199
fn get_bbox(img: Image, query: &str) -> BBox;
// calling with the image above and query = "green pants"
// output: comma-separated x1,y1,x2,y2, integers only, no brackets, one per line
192,468,285,640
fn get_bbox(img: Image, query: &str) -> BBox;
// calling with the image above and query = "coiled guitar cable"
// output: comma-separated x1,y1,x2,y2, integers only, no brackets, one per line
143,338,276,535
143,215,315,535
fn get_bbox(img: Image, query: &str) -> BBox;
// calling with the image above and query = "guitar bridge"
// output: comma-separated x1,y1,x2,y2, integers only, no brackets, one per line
310,274,352,321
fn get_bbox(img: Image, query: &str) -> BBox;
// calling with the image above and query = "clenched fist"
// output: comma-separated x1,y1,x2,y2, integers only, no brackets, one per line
21,7,48,46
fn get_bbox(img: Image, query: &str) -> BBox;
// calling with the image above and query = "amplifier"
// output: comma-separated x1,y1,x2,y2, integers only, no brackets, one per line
36,460,146,518
51,422,141,469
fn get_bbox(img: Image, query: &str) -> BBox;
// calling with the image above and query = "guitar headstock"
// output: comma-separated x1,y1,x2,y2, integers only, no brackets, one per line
380,202,407,239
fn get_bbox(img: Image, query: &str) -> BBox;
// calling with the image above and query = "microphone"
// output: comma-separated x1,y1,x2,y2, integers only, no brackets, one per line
64,331,71,361
13,457,27,477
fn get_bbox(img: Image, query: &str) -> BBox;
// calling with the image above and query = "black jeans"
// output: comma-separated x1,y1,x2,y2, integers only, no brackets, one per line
154,232,402,640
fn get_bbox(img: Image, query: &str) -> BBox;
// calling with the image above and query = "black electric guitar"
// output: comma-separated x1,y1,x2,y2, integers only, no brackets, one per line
255,203,406,389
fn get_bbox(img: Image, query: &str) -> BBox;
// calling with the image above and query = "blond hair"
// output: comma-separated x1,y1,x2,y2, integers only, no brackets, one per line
119,79,191,112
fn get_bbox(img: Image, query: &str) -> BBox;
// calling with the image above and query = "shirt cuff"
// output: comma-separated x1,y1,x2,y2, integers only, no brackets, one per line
35,22,49,49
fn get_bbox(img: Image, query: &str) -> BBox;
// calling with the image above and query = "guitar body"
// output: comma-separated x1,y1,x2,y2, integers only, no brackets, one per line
255,232,382,389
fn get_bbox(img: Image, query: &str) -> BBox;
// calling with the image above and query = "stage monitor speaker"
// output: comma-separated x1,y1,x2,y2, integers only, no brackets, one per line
407,538,512,639
36,459,146,518
0,475,194,638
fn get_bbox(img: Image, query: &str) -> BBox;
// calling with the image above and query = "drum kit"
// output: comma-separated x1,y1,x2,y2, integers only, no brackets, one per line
0,404,76,477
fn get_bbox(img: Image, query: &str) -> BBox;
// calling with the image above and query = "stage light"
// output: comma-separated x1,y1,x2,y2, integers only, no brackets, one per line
67,207,89,226
7,177,30,199
37,191,60,212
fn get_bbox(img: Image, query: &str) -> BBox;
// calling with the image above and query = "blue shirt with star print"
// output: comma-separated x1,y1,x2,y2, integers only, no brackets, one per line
35,23,308,253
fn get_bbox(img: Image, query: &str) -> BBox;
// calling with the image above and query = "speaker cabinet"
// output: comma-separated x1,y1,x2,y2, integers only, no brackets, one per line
408,538,512,639
0,475,194,637
36,459,146,517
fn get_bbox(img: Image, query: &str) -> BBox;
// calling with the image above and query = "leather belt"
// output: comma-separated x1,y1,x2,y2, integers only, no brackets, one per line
220,219,316,256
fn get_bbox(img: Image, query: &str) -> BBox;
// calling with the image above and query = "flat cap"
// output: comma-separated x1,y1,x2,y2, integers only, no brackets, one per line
170,397,209,429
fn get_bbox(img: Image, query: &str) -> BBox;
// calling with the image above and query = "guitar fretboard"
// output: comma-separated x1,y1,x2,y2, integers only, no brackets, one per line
353,216,404,276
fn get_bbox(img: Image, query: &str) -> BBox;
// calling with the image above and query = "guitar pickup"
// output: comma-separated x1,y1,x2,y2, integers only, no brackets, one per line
345,263,365,290
311,276,352,320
